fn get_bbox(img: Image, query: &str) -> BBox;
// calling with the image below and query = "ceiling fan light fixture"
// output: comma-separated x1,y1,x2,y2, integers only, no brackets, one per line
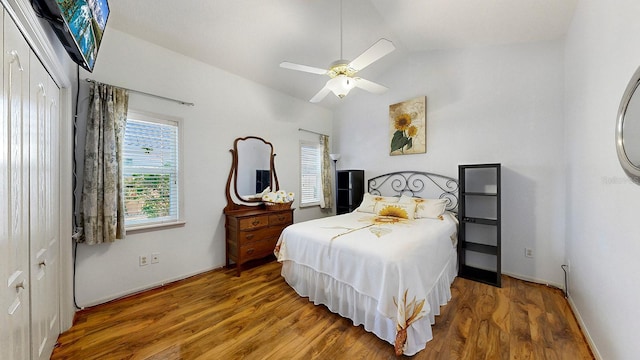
327,60,356,78
279,0,394,103
327,75,355,99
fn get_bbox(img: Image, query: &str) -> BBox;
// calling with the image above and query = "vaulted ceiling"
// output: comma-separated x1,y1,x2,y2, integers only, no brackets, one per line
107,0,577,108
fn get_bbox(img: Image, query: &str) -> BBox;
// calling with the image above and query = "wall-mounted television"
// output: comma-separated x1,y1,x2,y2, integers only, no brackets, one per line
31,0,109,72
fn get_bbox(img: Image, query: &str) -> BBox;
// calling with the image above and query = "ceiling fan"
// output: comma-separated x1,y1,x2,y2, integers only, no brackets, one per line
279,1,395,103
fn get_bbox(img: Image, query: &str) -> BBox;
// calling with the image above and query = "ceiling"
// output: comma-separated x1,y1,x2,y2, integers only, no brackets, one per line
107,0,577,108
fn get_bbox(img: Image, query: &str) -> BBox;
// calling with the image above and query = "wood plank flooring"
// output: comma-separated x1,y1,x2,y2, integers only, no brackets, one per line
52,261,594,360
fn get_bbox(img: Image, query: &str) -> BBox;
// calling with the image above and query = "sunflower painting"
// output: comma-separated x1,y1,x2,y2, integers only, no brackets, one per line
389,96,426,155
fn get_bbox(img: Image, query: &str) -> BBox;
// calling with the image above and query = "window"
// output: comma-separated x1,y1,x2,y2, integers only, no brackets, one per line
123,111,182,228
300,141,323,207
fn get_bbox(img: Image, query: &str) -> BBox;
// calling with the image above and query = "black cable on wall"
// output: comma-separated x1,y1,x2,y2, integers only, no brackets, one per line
72,64,81,309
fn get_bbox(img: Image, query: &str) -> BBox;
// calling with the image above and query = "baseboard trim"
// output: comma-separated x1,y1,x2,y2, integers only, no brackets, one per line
77,265,225,308
501,271,600,359
567,295,602,360
501,271,563,290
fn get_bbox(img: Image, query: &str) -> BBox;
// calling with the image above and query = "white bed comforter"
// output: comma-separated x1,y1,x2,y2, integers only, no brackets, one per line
274,211,458,355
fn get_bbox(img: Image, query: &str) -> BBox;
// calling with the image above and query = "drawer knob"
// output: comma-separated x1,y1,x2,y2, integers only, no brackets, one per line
245,234,254,240
246,248,254,255
278,216,285,221
252,220,260,226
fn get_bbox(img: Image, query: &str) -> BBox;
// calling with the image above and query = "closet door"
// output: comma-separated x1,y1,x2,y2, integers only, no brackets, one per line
29,50,60,360
1,10,31,360
46,73,60,359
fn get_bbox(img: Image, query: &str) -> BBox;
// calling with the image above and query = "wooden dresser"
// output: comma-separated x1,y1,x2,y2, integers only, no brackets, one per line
225,208,294,275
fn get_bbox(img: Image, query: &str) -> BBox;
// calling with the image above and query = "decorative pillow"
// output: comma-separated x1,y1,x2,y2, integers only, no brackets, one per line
398,195,447,219
373,201,416,220
356,193,399,213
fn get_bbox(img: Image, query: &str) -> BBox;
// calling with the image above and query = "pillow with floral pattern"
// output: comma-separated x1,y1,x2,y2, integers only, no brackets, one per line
398,195,447,219
373,201,416,220
356,193,400,213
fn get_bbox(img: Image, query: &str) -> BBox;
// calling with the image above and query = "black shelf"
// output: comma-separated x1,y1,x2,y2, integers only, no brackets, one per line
336,170,364,215
461,217,498,226
459,265,500,287
458,163,501,288
462,242,498,255
462,192,498,196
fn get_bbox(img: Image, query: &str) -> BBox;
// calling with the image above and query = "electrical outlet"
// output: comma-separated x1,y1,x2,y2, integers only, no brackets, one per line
151,252,160,264
139,255,149,266
525,248,534,258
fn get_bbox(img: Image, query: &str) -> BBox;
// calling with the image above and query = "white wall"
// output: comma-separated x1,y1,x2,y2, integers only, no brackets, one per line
564,0,640,358
334,40,567,286
73,29,332,306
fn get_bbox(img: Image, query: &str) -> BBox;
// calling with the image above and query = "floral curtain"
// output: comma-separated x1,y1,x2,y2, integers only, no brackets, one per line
319,135,332,209
78,82,129,245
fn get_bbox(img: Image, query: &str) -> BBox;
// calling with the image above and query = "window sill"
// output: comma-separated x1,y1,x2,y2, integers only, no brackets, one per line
126,220,186,234
299,202,320,208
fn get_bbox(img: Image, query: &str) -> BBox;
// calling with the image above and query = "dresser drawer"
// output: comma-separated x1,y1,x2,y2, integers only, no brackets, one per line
269,212,293,226
238,215,269,230
239,238,277,262
238,226,283,245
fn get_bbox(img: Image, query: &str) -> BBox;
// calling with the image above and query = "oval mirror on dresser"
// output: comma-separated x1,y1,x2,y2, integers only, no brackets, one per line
225,136,279,208
616,65,640,184
235,137,274,201
223,136,293,275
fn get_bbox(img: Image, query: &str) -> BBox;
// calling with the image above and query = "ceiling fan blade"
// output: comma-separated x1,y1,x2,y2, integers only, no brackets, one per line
310,84,332,103
348,38,395,72
280,61,327,75
353,77,388,94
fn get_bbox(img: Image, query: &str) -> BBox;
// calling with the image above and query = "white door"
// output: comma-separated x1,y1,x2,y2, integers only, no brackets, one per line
29,50,61,360
1,10,31,360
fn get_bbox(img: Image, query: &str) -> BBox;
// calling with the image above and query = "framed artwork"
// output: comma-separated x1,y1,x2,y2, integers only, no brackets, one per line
389,96,426,155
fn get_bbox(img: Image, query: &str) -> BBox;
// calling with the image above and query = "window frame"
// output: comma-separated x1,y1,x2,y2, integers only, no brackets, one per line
123,110,185,232
299,140,323,208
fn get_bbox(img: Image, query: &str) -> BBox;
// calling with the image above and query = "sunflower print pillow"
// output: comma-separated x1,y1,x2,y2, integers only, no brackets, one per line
398,195,447,219
373,202,416,220
356,193,399,213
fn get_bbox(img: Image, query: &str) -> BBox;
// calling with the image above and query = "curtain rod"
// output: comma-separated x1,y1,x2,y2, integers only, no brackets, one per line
85,78,195,107
298,128,328,137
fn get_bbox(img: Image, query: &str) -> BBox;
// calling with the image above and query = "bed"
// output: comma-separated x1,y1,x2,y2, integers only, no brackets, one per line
274,171,459,356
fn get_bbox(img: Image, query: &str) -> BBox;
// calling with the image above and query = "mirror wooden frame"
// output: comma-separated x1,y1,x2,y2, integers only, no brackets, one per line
225,136,280,211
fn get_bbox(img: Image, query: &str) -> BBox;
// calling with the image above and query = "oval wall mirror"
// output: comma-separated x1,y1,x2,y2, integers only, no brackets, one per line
616,65,640,184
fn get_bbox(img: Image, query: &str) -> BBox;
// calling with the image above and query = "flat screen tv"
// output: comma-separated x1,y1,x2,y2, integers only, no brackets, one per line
31,0,109,72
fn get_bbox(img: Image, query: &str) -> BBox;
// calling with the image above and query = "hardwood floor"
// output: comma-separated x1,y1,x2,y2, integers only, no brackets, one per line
52,261,594,360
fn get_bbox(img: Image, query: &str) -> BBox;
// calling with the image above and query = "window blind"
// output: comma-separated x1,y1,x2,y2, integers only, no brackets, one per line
300,142,322,205
123,118,179,226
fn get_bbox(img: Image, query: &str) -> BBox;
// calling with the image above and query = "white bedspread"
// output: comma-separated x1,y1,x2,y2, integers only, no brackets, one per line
274,211,458,355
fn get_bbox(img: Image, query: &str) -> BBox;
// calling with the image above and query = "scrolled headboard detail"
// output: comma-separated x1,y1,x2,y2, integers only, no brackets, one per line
367,171,459,212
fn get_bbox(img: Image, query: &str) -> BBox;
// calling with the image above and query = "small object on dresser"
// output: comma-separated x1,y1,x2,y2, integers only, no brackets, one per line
262,190,294,210
264,201,293,210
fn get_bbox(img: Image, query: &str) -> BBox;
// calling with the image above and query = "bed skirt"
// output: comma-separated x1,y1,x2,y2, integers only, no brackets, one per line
280,247,457,356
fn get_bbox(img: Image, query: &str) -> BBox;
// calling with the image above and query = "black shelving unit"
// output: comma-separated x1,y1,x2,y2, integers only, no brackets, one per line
336,170,364,215
458,163,501,287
